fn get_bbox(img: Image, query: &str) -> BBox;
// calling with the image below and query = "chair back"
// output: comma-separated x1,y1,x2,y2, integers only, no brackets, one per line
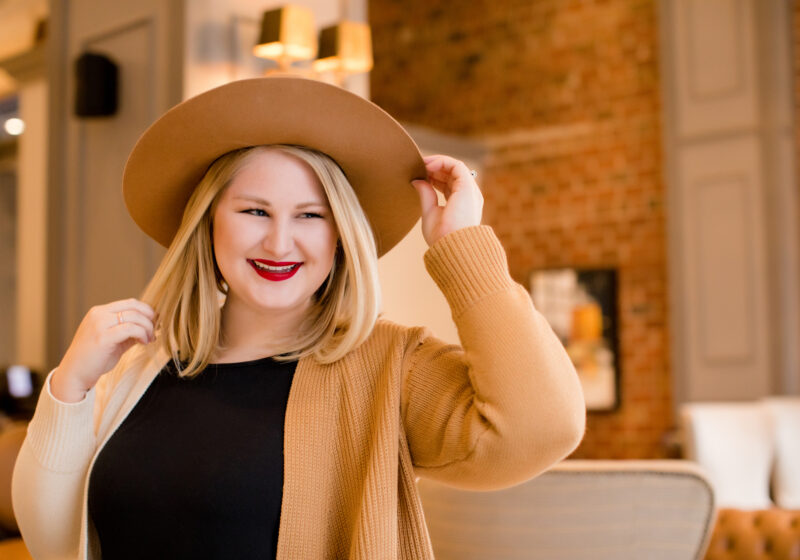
417,460,715,560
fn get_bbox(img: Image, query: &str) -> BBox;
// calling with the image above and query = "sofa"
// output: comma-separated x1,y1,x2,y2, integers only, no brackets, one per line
0,421,32,560
681,399,800,560
704,508,800,560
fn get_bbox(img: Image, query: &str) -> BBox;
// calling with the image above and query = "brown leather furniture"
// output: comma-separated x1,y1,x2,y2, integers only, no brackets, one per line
0,421,33,560
705,508,800,560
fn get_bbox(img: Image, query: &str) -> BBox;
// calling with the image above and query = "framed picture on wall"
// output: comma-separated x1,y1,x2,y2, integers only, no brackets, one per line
529,268,620,412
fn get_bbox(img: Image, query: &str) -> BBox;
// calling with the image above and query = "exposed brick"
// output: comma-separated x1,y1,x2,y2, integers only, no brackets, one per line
371,0,671,458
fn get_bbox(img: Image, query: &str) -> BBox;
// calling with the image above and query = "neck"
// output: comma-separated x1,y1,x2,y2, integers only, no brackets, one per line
214,295,310,363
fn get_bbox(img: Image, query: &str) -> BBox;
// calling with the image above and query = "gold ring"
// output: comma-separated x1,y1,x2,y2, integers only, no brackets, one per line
117,311,124,325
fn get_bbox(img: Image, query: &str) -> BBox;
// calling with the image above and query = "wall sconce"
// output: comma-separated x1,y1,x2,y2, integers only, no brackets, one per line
253,5,317,71
253,5,372,80
313,21,373,74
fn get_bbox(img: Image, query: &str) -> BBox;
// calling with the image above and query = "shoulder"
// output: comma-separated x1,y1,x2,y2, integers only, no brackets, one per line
371,317,431,350
339,317,433,367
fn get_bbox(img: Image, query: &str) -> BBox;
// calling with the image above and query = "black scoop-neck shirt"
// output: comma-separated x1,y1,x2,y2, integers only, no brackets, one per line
88,356,297,560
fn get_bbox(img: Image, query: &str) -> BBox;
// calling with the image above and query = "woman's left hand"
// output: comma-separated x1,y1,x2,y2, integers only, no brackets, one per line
412,154,484,247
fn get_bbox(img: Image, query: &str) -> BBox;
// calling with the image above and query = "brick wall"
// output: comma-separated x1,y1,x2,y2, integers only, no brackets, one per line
371,0,672,458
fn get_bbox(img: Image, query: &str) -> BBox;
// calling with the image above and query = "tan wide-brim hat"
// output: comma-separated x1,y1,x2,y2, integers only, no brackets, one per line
123,76,427,256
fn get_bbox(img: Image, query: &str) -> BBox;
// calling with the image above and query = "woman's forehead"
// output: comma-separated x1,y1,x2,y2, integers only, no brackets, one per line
225,148,328,204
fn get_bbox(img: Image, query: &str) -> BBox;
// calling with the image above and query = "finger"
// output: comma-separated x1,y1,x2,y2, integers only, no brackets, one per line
424,159,458,179
412,180,440,215
106,298,156,320
110,312,156,341
426,176,453,194
109,322,153,346
423,155,468,177
423,153,461,167
426,161,474,189
105,307,153,328
428,169,475,200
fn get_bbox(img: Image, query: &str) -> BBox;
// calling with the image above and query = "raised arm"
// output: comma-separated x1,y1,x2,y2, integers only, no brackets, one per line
404,156,585,489
401,226,585,490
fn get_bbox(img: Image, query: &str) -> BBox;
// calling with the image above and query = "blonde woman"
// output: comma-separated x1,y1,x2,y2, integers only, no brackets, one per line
12,77,585,559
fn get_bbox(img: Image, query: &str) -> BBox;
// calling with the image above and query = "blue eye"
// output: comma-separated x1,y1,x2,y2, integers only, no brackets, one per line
244,209,268,217
300,212,324,219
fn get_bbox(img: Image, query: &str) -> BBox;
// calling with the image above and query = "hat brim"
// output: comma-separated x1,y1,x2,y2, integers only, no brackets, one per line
123,77,427,256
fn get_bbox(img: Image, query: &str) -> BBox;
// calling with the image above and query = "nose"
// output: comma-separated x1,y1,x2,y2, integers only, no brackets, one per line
261,216,294,258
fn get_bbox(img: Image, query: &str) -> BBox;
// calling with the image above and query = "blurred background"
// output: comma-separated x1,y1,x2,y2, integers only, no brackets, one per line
0,0,797,462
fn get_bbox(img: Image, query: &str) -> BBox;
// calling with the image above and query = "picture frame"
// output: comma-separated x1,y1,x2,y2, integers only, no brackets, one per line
529,268,620,412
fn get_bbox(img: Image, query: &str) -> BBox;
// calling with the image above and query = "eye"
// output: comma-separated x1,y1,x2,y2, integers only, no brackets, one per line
300,212,324,219
243,208,268,217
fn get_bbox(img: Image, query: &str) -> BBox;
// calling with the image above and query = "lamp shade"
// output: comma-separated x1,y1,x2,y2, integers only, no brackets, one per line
312,21,373,74
253,5,317,61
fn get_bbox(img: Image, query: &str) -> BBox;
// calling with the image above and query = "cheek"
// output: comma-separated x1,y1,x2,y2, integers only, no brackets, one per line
211,215,240,273
318,225,339,266
213,215,259,260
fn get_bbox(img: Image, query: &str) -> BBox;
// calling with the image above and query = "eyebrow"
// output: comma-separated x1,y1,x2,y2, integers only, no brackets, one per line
233,195,329,209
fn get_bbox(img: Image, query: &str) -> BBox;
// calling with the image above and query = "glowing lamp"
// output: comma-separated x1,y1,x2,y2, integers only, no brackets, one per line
253,6,317,65
312,21,373,74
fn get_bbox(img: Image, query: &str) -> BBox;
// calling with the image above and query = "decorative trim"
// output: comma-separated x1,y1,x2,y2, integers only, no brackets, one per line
685,0,746,102
691,173,756,366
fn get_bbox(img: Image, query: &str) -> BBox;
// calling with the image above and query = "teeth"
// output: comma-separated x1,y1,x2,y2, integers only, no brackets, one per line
253,261,297,273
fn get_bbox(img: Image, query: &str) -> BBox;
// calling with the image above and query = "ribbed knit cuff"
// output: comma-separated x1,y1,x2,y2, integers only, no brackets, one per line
25,369,97,472
423,225,515,318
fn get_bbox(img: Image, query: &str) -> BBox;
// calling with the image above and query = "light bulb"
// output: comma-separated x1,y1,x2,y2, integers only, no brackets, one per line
4,117,25,136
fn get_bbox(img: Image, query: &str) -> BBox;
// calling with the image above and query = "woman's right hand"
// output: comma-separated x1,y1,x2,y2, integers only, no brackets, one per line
50,298,157,403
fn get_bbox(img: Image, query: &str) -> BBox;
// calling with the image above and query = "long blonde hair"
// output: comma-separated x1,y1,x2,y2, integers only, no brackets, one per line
139,145,381,377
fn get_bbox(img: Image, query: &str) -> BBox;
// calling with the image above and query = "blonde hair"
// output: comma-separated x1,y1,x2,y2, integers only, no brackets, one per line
139,145,381,377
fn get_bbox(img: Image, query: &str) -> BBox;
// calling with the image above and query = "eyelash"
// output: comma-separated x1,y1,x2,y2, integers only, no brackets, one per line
243,209,323,219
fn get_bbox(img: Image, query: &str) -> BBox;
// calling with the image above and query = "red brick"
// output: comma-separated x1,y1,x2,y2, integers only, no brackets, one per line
371,0,671,459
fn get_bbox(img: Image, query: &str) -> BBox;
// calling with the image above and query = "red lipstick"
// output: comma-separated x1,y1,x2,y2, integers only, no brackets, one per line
248,259,302,282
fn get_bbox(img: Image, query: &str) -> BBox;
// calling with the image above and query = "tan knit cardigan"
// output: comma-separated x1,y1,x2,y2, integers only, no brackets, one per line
12,226,586,559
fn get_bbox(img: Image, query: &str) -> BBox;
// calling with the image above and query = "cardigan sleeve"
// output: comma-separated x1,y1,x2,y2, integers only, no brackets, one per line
11,369,104,560
400,225,586,490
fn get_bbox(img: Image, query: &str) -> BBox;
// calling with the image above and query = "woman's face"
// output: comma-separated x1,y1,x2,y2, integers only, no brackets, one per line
212,149,338,319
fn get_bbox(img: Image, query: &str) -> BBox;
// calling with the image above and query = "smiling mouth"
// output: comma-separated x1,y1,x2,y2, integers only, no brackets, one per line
248,259,303,281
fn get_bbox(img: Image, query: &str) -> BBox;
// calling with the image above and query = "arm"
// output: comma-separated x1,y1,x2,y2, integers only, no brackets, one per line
401,226,585,490
12,372,100,559
12,298,155,559
404,156,584,490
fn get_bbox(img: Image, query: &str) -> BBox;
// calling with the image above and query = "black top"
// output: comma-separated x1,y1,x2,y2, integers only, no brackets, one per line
88,356,297,560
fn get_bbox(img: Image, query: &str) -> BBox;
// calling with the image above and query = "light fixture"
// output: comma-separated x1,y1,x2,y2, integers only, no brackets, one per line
312,21,373,75
253,5,373,80
254,6,317,72
4,117,25,136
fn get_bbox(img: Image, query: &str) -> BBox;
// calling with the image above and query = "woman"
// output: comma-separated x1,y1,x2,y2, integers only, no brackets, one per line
12,77,585,559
